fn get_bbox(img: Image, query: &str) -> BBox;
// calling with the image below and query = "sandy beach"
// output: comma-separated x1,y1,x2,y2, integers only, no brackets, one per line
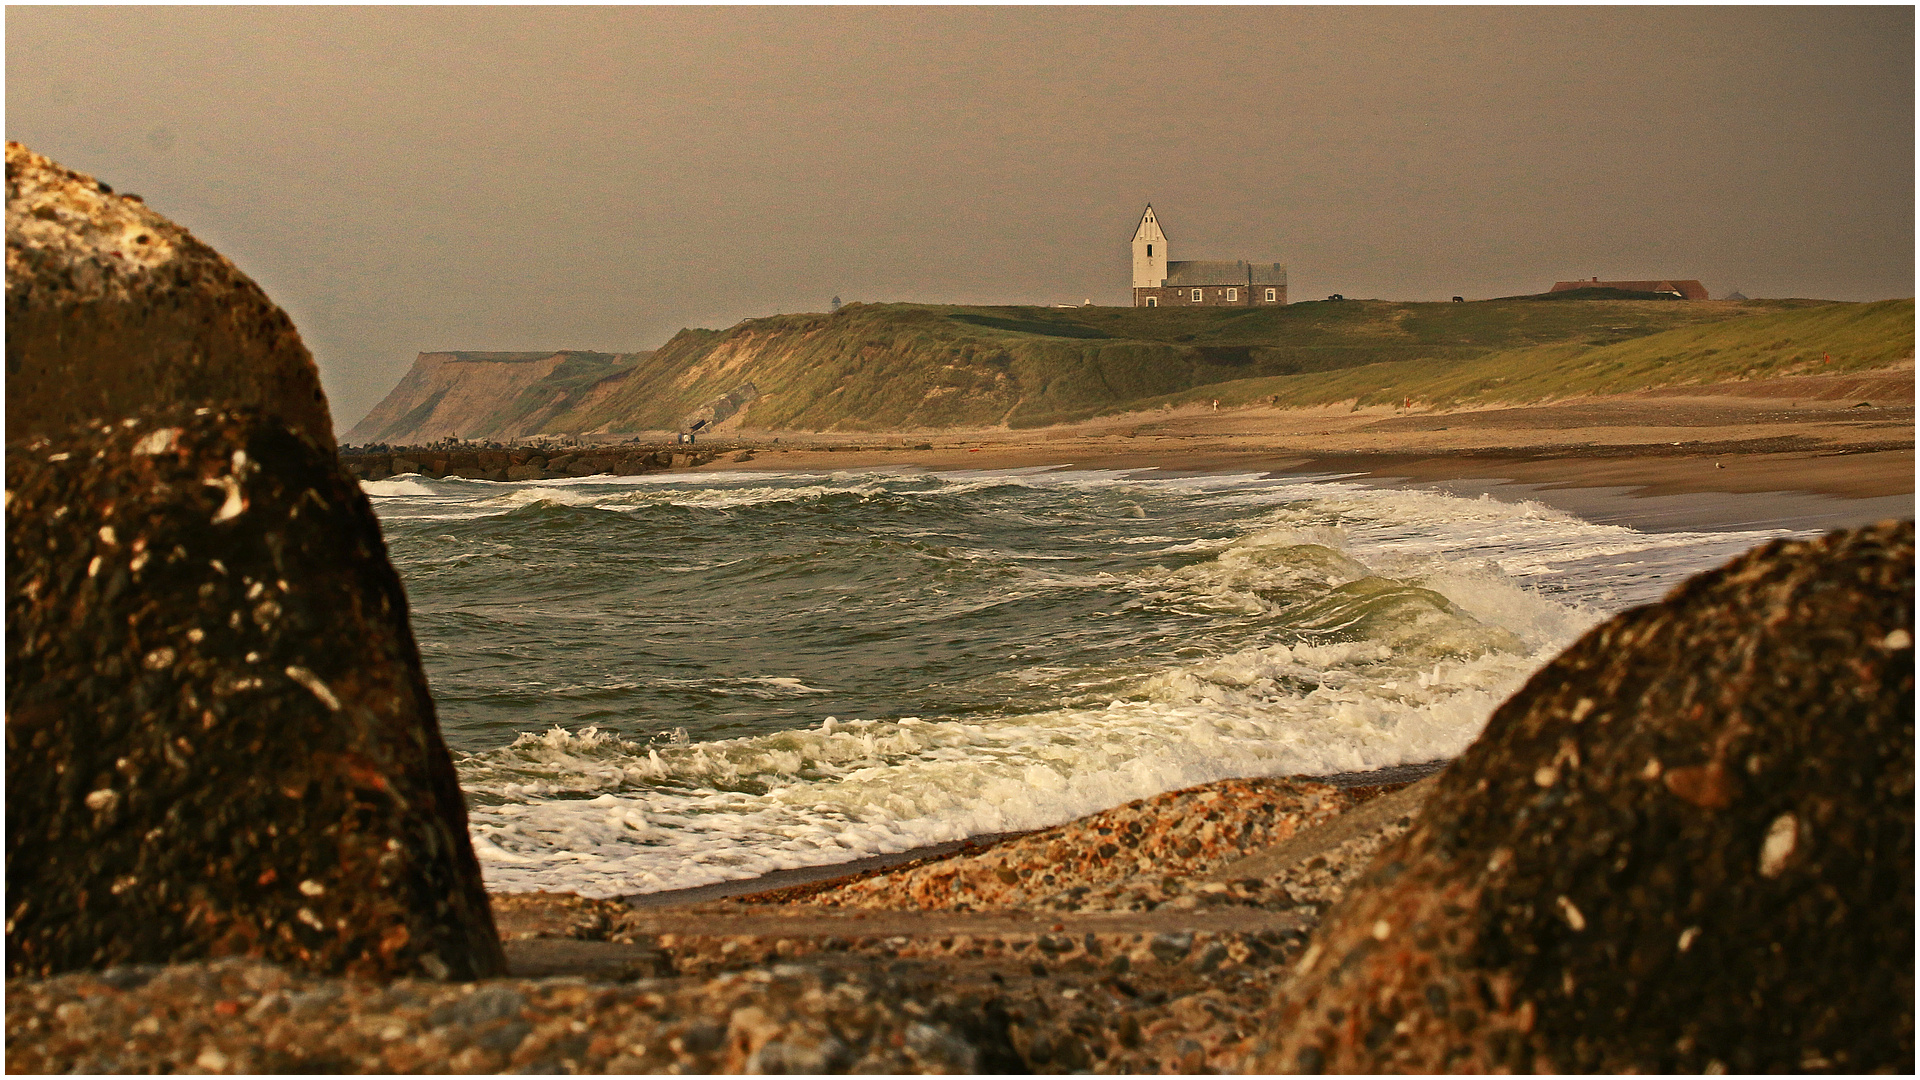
693,372,1913,531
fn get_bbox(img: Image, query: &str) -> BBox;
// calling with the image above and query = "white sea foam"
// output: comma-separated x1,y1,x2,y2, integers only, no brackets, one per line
458,523,1598,897
359,477,442,497
368,468,1802,897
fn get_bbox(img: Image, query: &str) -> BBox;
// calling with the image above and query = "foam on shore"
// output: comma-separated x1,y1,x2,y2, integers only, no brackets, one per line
456,521,1594,896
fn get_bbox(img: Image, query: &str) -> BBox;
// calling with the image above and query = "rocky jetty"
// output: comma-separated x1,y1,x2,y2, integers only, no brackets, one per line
6,143,502,982
5,142,333,449
1256,520,1914,1073
339,444,717,482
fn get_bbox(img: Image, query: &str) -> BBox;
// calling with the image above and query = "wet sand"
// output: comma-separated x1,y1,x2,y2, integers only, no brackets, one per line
692,373,1913,531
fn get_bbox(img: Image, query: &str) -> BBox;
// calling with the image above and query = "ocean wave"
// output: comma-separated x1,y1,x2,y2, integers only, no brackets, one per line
456,525,1591,897
359,477,444,497
376,469,1799,897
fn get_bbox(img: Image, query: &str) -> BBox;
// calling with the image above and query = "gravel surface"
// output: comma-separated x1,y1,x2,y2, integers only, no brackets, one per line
7,773,1431,1073
807,777,1364,914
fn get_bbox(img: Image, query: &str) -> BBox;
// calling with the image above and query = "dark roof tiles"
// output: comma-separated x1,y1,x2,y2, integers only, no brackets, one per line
1163,260,1288,287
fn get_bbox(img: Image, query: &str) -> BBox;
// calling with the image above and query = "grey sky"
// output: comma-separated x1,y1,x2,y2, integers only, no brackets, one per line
7,6,1913,433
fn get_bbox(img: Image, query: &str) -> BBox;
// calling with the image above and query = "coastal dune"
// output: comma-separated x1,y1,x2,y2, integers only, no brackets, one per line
345,351,646,446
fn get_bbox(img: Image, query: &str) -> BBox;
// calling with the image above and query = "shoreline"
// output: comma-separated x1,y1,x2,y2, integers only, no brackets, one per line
695,444,1911,534
1282,450,1913,533
681,381,1913,533
350,371,1914,530
610,760,1451,911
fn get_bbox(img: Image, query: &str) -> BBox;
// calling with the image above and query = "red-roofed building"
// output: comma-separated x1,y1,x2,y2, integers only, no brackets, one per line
1550,277,1710,300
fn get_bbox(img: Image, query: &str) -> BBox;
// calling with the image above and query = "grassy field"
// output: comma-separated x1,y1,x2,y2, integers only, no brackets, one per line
1128,298,1914,414
538,295,1905,434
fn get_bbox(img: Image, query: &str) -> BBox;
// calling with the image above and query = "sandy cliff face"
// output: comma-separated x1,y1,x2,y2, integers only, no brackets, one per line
344,351,641,444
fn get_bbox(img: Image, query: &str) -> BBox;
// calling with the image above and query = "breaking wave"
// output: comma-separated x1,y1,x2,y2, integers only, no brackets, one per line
365,468,1794,896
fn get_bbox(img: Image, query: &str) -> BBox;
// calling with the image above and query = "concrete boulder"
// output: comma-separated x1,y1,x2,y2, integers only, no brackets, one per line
5,142,332,448
6,410,506,979
5,142,501,981
1258,520,1913,1073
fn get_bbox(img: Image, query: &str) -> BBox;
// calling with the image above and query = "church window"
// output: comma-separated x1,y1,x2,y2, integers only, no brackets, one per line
1265,288,1277,302
1147,244,1153,257
1146,296,1157,307
1192,289,1204,302
1226,288,1238,302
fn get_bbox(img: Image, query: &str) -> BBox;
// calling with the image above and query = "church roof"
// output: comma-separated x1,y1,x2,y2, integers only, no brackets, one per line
1133,205,1167,241
1164,260,1287,287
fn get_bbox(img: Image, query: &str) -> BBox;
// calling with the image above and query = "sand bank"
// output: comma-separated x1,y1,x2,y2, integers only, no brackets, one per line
694,378,1912,532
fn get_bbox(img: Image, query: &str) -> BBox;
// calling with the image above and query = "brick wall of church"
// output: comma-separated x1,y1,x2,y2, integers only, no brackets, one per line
1133,283,1286,308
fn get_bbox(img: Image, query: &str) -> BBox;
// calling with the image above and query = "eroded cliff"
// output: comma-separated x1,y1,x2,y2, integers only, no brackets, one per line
344,351,642,444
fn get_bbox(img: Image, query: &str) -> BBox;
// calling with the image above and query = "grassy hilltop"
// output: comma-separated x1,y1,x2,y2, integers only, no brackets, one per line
1141,297,1916,413
357,295,1910,441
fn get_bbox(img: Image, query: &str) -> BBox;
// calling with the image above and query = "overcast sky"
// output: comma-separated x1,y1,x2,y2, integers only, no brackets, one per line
8,6,1913,433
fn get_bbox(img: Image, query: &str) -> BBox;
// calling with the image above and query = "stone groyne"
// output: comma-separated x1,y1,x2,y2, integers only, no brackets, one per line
339,445,724,482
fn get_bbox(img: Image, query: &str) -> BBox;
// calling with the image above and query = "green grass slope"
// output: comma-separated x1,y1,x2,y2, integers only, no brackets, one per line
545,296,1859,434
1131,298,1914,413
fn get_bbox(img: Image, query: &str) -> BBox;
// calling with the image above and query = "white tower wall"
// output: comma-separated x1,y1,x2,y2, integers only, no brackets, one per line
1131,206,1167,289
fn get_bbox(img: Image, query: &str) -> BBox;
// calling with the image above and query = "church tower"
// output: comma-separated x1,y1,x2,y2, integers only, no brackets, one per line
1132,205,1167,289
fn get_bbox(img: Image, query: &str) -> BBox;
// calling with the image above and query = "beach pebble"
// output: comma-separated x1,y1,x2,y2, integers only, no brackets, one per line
812,777,1361,914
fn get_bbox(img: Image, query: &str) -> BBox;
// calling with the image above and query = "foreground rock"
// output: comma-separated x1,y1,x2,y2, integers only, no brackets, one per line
6,409,505,980
5,142,333,449
7,142,502,982
1258,520,1914,1073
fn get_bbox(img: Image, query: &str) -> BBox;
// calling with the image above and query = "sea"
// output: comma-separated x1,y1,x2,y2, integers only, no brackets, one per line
362,466,1804,900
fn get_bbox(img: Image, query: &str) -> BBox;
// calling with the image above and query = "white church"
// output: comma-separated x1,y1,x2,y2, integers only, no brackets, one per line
1130,205,1287,308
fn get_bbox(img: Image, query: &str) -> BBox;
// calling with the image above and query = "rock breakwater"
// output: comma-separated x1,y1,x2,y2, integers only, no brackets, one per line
340,445,718,482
